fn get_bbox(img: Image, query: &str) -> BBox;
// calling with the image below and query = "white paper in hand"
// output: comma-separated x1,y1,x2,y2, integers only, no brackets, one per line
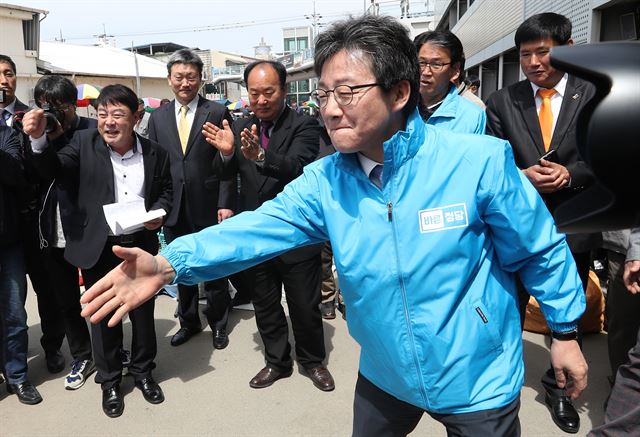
102,199,166,235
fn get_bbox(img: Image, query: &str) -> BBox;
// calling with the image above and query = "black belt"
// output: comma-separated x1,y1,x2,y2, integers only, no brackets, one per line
106,230,147,245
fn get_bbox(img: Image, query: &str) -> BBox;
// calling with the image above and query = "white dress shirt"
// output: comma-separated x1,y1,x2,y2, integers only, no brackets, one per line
174,95,200,132
530,73,568,137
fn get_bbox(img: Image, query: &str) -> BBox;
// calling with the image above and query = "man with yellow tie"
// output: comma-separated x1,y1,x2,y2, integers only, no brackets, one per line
148,49,235,350
486,12,600,435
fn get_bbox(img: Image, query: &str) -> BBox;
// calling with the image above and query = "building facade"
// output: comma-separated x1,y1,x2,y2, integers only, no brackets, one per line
436,0,640,100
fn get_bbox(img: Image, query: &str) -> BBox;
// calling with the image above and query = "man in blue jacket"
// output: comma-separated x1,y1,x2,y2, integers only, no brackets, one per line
81,15,587,436
413,30,486,133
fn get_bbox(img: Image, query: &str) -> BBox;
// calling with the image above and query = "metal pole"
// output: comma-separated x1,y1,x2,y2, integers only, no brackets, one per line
132,41,141,96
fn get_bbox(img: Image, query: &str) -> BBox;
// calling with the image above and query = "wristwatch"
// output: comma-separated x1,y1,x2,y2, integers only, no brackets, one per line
551,329,579,341
255,147,266,163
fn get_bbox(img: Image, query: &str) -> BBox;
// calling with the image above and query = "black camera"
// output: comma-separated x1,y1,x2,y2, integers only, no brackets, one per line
41,103,65,133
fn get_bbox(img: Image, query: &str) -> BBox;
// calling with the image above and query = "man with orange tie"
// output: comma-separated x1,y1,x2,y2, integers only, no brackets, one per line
486,12,600,435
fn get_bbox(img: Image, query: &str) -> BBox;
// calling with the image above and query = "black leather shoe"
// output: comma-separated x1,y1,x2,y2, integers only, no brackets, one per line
249,366,293,389
45,350,65,374
102,385,124,418
307,366,335,392
213,329,229,350
170,327,202,346
545,392,580,434
7,381,42,405
135,377,164,404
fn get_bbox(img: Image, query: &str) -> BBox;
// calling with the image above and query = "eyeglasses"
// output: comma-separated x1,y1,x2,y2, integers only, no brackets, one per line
418,61,451,72
311,83,380,108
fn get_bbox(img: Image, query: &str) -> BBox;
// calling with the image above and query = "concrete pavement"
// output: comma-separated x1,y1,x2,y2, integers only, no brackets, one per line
0,286,610,436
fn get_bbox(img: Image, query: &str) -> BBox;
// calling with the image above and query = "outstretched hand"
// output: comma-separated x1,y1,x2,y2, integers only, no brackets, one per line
80,246,176,327
202,119,235,156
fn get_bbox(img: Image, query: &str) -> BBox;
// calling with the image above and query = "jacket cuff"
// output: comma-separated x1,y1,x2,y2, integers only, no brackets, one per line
547,321,578,333
160,245,192,285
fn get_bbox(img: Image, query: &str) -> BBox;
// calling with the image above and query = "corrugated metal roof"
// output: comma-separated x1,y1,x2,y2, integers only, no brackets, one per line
38,41,167,78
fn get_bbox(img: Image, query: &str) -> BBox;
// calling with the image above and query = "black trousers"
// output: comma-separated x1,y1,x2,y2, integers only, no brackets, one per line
352,373,521,437
164,226,230,331
251,254,324,370
20,211,65,355
517,249,591,398
81,232,158,390
164,202,230,331
45,247,92,361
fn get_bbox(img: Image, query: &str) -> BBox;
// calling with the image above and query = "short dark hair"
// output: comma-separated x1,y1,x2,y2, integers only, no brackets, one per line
0,54,16,74
414,30,465,71
465,74,480,88
243,61,287,89
167,49,204,76
314,15,420,119
514,12,572,49
95,84,139,114
34,75,77,108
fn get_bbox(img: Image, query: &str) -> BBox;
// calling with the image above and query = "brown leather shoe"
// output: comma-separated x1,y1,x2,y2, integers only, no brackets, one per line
249,366,293,389
307,366,335,391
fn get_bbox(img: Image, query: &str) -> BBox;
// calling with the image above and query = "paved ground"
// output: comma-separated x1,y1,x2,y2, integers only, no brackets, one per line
0,285,610,436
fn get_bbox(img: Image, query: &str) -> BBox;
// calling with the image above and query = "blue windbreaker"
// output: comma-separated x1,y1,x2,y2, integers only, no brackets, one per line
427,84,486,134
163,109,585,414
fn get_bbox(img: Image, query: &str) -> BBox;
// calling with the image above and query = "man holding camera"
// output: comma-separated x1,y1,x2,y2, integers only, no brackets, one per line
30,75,98,391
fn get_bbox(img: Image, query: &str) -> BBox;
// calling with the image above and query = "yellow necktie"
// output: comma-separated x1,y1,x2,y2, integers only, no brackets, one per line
538,88,557,152
178,105,190,154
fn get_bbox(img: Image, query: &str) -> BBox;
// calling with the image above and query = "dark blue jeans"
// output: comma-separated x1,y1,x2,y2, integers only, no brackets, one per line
0,243,28,384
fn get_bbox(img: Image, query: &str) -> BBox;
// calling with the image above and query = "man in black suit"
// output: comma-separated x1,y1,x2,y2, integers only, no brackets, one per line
203,60,334,392
485,13,600,434
148,49,234,349
0,55,67,375
23,84,172,418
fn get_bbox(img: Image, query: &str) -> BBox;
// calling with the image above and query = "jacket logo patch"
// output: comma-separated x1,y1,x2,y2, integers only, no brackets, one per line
418,203,468,233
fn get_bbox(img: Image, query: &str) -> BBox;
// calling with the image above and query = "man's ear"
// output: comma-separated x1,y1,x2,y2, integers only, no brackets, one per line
390,80,412,113
450,62,461,84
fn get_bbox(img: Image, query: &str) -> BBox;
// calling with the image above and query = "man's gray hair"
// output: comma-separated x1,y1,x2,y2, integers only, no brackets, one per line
167,49,204,76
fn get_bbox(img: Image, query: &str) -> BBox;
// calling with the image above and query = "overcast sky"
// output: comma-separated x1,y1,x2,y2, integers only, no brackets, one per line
9,0,398,56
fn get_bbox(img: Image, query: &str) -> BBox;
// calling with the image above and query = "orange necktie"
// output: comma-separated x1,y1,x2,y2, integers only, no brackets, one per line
538,88,557,152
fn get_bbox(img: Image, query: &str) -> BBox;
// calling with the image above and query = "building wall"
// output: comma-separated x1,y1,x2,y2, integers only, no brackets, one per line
437,0,639,98
0,5,43,104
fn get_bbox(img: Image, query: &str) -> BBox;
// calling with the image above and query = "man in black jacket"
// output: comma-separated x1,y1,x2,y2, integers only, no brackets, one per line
23,85,172,418
31,75,98,390
148,49,234,349
204,61,334,392
0,125,42,405
0,55,68,376
485,13,600,434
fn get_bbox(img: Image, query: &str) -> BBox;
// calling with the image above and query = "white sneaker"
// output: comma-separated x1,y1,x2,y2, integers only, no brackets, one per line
64,359,96,390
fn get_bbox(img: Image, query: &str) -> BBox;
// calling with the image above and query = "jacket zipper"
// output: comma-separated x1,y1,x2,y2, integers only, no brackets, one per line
387,197,430,408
